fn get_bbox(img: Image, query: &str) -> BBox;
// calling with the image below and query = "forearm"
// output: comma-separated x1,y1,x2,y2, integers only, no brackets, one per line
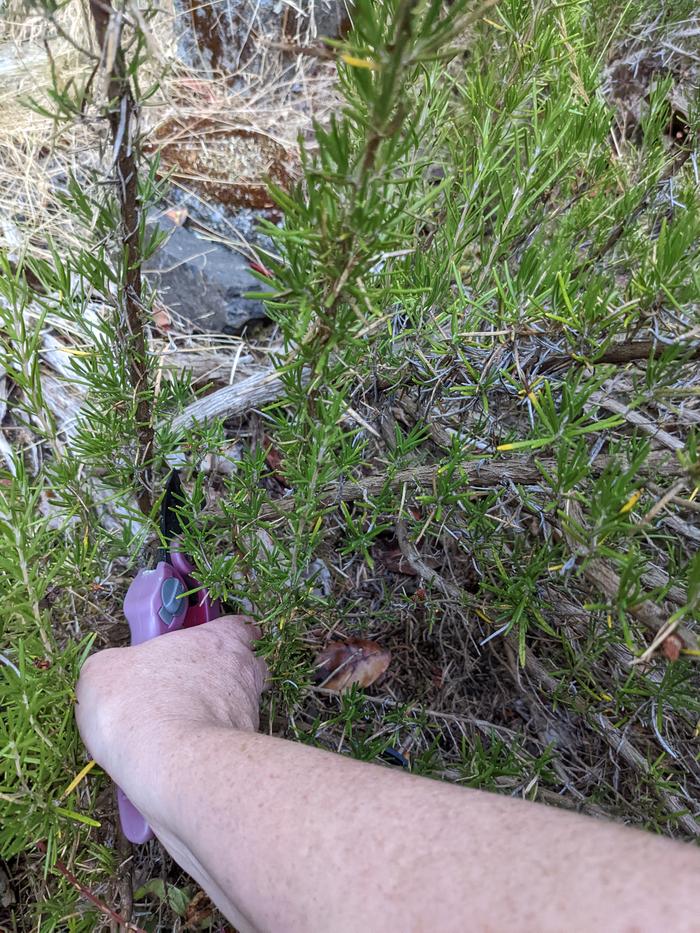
76,623,700,932
132,721,700,933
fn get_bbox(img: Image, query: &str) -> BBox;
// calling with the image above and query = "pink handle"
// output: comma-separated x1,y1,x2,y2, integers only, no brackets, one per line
118,562,189,843
124,562,188,644
171,550,222,627
117,788,155,844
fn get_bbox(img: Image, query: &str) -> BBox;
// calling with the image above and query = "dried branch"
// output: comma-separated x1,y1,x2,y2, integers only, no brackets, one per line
592,339,700,365
115,815,135,927
562,501,697,650
172,368,292,433
647,482,700,515
592,711,699,837
395,516,462,598
543,338,700,372
258,451,684,520
581,556,696,647
592,395,685,452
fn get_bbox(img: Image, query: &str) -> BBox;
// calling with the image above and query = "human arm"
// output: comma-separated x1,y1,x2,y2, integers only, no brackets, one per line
76,616,700,933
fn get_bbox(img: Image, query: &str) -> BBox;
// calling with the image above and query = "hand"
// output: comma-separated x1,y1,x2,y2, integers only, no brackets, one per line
75,615,267,794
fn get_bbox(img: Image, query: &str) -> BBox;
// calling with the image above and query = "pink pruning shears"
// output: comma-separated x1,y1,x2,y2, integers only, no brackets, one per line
118,470,221,843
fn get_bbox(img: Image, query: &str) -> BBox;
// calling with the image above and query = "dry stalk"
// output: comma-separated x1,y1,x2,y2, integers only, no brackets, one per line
395,516,462,599
592,394,685,452
172,367,293,433
543,338,700,372
36,841,146,932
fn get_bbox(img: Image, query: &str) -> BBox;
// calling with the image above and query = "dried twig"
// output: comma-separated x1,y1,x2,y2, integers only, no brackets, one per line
647,482,700,514
592,339,700,365
264,38,337,61
660,512,700,543
395,516,462,599
640,478,689,525
593,395,685,452
633,615,687,667
640,562,688,608
582,557,695,647
562,502,697,649
543,338,700,372
593,711,699,837
172,368,294,432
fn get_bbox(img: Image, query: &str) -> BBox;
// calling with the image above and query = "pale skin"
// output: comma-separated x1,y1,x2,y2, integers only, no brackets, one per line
76,616,700,933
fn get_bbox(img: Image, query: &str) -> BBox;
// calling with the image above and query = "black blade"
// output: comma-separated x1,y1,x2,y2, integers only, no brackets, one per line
161,469,185,543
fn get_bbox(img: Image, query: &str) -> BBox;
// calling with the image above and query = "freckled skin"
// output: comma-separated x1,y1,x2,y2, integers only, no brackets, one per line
77,616,700,933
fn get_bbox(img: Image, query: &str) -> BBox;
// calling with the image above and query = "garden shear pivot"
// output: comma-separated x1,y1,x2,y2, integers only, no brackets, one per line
117,470,221,843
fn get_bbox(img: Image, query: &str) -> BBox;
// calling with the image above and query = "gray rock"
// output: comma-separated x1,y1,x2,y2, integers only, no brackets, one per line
166,187,278,254
144,214,270,334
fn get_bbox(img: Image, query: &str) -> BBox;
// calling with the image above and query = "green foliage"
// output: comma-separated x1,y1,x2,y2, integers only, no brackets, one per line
0,463,96,859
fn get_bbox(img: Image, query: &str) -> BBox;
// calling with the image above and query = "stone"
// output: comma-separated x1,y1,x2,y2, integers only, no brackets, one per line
144,213,271,334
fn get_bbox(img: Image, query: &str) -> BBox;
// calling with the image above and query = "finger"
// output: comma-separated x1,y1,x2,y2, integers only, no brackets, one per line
254,655,270,693
211,617,269,690
210,614,262,647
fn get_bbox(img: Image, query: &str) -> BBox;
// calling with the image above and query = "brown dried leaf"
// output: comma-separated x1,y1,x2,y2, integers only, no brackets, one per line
661,633,682,662
263,434,291,488
152,300,172,331
184,889,216,930
316,638,391,691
